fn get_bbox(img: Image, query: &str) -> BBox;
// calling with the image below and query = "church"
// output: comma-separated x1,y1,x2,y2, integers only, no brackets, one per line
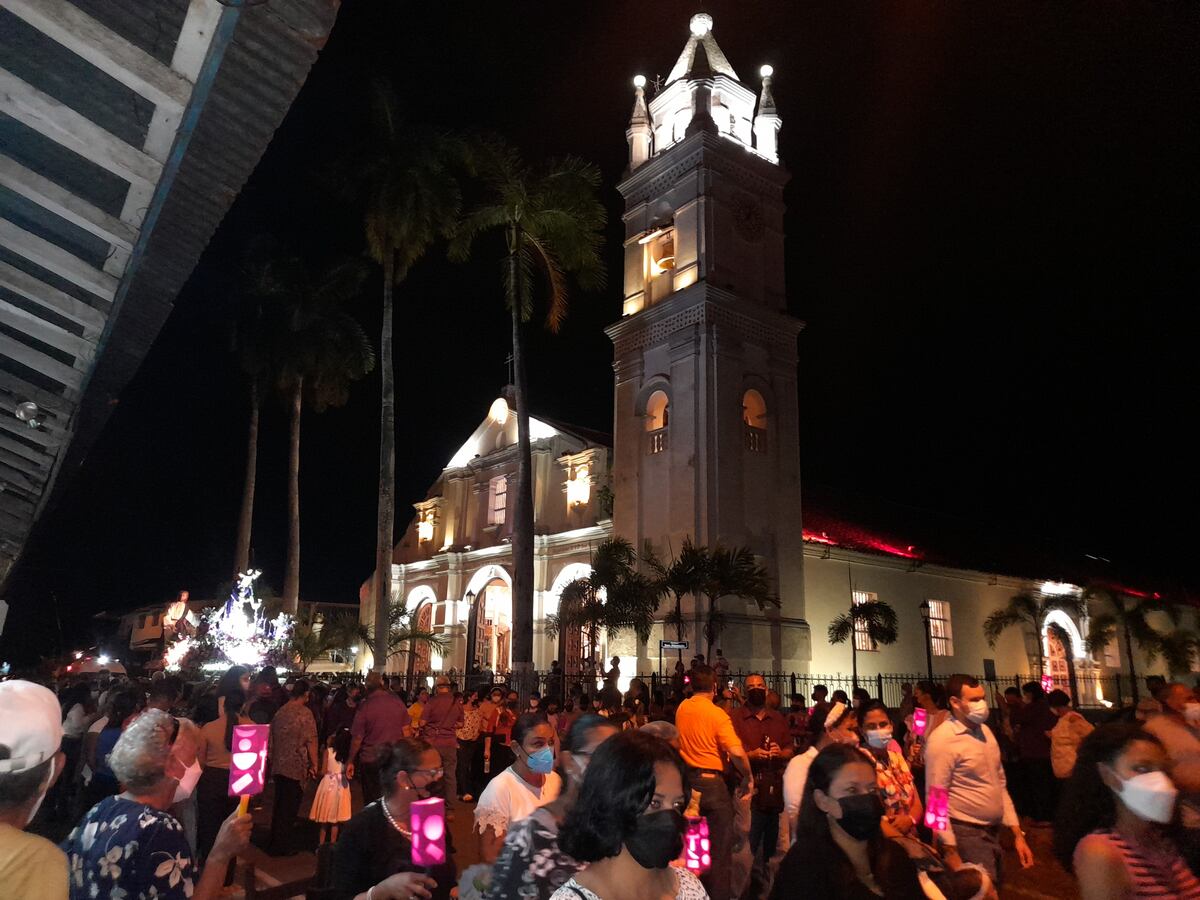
359,13,1181,701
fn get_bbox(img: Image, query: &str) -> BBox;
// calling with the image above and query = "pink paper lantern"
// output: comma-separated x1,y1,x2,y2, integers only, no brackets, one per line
912,708,927,737
410,796,446,867
1041,674,1054,694
924,785,949,832
227,724,269,797
684,816,711,873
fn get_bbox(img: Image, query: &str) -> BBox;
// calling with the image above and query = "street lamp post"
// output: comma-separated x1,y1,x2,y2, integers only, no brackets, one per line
919,600,934,681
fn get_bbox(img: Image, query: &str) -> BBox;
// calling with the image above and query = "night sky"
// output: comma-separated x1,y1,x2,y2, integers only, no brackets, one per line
2,1,1197,663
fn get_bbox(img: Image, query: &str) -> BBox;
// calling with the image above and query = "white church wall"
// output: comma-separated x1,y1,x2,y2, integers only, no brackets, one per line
803,550,1037,677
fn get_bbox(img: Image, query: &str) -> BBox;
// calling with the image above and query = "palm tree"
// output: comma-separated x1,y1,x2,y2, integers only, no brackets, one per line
253,253,375,613
448,140,606,688
1085,588,1182,701
546,538,664,666
231,289,270,578
645,538,707,648
290,612,371,672
365,601,447,668
983,591,1087,679
1155,629,1200,677
828,596,899,689
697,546,776,659
342,82,469,669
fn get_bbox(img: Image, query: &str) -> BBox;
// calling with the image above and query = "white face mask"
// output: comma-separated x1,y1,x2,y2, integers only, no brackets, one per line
962,699,990,725
25,756,55,826
1116,770,1177,823
1184,703,1200,725
172,759,202,803
866,728,893,749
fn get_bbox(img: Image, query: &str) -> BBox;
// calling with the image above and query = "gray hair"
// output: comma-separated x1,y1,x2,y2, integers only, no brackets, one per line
639,720,679,743
108,709,197,793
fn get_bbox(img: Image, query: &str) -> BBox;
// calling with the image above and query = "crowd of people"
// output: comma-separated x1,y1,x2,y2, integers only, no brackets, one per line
5,659,1200,898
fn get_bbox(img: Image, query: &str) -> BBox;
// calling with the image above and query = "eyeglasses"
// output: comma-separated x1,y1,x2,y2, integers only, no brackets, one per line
410,767,444,780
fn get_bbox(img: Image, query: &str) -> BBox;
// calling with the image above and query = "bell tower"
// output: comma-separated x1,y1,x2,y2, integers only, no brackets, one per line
607,13,809,670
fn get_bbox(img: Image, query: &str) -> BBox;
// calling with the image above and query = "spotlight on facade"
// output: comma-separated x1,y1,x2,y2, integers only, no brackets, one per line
15,401,41,428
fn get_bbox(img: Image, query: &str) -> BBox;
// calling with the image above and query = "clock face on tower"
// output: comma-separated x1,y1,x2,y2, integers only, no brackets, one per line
732,195,765,242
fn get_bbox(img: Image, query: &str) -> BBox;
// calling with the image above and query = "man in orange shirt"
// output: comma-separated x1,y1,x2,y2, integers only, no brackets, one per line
675,665,753,900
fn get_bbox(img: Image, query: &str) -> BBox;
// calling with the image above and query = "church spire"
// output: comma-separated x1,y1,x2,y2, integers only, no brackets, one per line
754,65,782,164
627,75,652,171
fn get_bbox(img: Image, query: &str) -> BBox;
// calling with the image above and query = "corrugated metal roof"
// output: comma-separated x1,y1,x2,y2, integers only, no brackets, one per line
0,0,341,588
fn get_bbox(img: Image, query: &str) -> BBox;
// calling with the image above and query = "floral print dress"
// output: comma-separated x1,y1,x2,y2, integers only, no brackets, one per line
63,796,197,899
860,743,917,820
484,807,582,900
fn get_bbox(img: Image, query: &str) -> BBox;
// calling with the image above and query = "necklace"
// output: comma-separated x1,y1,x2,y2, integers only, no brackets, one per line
380,797,412,839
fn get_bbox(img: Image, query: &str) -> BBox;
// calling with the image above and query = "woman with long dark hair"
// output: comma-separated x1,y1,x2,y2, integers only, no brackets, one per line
772,743,924,900
196,687,249,864
551,730,705,900
1053,723,1200,898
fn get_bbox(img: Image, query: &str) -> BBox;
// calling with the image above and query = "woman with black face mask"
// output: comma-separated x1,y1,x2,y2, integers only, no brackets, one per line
553,731,707,899
771,743,924,900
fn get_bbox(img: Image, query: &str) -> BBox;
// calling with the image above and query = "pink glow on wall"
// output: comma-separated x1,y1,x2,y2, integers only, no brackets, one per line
228,724,269,797
411,797,446,867
684,816,711,873
802,530,838,546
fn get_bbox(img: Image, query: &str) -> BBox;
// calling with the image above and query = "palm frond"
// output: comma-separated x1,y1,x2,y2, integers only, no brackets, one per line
828,613,855,645
983,608,1026,648
1084,611,1119,655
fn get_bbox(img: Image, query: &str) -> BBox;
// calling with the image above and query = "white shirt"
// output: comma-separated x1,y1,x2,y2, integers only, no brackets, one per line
62,704,90,739
473,767,561,838
782,746,819,826
923,717,1018,847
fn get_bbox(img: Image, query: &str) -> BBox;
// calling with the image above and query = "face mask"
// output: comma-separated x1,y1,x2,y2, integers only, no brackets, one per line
526,746,554,775
832,792,884,840
625,809,685,869
25,757,56,826
1185,703,1200,725
866,728,893,749
962,699,989,725
172,758,202,803
1115,770,1177,823
747,689,767,707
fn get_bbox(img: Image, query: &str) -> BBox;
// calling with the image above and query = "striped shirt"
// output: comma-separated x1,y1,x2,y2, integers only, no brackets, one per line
1090,829,1200,898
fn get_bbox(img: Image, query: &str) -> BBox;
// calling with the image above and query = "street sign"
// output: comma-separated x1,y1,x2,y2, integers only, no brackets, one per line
660,640,688,651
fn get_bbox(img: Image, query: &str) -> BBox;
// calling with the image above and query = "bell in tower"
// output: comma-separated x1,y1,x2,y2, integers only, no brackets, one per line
608,12,810,672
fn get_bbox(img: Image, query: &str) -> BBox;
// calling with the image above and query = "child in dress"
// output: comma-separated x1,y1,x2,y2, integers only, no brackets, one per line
309,729,352,843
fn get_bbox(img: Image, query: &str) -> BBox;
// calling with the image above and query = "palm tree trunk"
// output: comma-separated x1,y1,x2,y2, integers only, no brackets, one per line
1123,618,1140,704
851,613,859,690
282,376,302,614
373,253,397,672
233,379,259,576
510,230,536,692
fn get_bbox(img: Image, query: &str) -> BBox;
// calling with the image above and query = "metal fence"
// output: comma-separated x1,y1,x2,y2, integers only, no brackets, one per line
360,668,1153,710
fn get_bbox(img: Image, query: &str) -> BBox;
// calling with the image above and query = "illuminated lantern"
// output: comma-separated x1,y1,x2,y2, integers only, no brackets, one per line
913,708,927,737
684,816,711,874
228,724,269,813
411,797,446,867
1041,674,1054,694
924,786,949,832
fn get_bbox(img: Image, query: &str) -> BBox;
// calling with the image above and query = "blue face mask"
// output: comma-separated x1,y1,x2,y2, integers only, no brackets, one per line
526,746,555,774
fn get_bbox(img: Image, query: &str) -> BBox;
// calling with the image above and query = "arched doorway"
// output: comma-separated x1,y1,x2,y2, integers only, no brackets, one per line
1045,630,1070,695
547,563,608,679
407,601,433,678
463,565,512,678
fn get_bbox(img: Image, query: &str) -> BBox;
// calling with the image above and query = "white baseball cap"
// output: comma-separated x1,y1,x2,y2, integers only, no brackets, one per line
0,681,63,773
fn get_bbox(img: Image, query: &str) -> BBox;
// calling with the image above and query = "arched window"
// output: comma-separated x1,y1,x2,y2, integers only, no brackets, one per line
645,390,669,455
743,389,767,452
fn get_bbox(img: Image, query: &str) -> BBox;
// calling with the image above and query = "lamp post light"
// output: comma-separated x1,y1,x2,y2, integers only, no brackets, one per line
463,590,477,679
919,600,934,681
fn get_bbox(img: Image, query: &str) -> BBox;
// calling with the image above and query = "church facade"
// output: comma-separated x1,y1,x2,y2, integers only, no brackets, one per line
359,14,1183,699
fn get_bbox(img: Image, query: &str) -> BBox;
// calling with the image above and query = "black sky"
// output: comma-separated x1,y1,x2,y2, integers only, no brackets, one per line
3,1,1198,663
